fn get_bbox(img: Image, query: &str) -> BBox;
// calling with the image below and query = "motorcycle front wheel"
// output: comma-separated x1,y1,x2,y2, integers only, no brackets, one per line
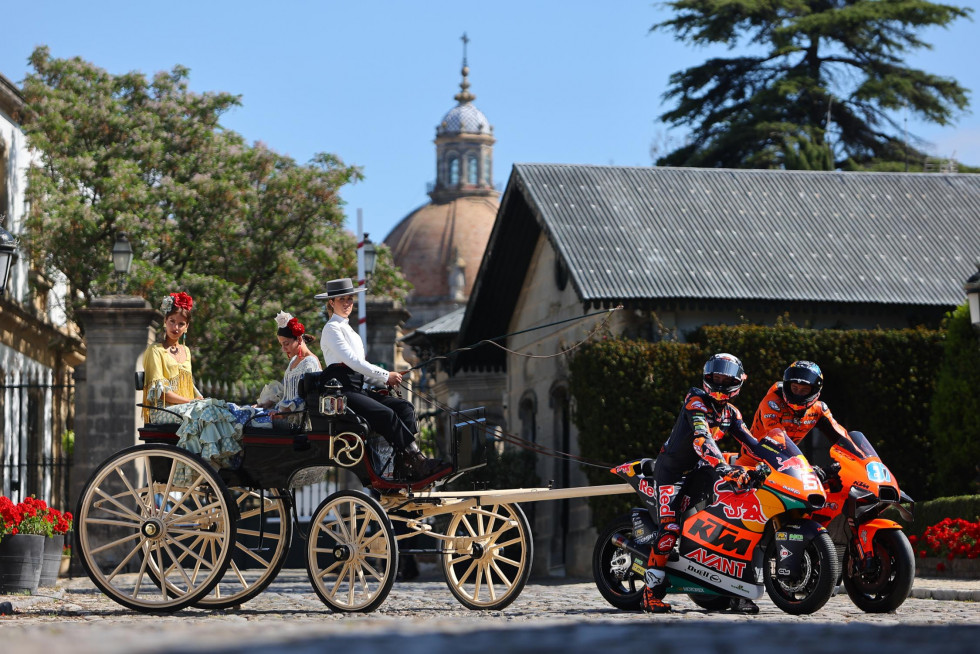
842,529,915,613
764,531,840,615
592,514,644,611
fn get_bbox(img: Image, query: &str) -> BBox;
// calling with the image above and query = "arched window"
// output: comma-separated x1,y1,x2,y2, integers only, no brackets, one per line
448,157,460,185
518,391,537,444
467,155,478,185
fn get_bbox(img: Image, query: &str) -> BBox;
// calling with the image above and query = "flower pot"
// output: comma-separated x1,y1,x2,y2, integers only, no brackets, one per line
0,534,44,594
38,534,65,587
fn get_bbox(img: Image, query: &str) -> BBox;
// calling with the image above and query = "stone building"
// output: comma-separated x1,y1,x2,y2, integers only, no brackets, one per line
0,71,84,508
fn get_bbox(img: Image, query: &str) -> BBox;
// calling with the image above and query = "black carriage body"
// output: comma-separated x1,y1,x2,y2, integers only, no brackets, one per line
138,371,489,491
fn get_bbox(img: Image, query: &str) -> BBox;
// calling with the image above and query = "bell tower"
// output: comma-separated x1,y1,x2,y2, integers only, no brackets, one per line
430,33,497,203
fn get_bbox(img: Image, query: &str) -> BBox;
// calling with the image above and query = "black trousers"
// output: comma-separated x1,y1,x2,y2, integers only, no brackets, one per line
344,389,417,451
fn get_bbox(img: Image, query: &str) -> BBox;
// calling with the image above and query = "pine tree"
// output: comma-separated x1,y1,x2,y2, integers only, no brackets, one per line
653,0,972,169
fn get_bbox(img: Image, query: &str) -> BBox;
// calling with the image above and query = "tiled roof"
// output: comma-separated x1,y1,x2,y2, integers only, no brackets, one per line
515,164,979,306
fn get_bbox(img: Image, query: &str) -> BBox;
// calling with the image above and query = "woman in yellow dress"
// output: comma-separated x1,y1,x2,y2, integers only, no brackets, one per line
142,291,200,423
142,291,241,468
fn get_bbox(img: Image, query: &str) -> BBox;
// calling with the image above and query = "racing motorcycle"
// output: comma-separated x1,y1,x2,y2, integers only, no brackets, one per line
592,428,839,615
808,429,915,613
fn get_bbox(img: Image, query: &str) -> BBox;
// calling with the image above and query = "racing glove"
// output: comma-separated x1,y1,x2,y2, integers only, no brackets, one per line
814,462,842,492
717,464,751,489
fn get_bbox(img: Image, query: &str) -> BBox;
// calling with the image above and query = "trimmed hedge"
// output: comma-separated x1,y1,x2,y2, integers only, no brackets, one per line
929,305,980,496
570,320,946,527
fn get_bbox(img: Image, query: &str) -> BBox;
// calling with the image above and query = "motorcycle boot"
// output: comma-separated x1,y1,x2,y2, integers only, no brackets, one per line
729,598,760,614
642,566,671,613
642,586,672,614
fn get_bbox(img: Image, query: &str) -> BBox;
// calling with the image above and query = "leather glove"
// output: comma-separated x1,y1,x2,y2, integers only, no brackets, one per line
814,462,842,492
718,464,751,488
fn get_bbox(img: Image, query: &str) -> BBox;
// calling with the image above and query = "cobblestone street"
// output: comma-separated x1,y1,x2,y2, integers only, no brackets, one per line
2,569,977,654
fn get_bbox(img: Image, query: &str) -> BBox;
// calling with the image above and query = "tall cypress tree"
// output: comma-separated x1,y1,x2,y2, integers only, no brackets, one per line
653,0,972,170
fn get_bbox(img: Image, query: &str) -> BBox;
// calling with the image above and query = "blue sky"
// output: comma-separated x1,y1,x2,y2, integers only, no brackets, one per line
2,1,977,241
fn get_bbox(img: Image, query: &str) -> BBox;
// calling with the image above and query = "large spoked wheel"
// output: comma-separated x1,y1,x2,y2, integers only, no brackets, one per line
193,487,292,609
764,531,840,615
441,502,533,610
843,529,915,613
592,514,644,611
306,490,397,612
75,444,237,613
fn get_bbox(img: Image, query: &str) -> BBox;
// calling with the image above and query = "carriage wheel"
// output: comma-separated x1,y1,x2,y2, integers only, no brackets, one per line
306,490,397,612
441,502,533,610
193,487,292,609
75,444,236,613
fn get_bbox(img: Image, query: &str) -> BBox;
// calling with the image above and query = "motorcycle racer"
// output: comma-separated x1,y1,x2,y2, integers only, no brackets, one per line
645,353,760,615
736,361,848,482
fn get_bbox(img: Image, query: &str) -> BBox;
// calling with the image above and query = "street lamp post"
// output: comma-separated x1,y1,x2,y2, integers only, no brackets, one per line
964,260,980,331
111,232,133,294
0,224,17,296
356,209,378,345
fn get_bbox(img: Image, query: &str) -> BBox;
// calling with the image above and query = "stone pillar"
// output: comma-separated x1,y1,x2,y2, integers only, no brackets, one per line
70,296,160,512
365,298,410,372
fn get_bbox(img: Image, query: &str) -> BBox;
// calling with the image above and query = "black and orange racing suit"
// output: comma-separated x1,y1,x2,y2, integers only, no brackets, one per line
734,381,848,467
645,388,756,593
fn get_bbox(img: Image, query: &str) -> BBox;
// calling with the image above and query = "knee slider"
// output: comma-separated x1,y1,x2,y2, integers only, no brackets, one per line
655,522,680,554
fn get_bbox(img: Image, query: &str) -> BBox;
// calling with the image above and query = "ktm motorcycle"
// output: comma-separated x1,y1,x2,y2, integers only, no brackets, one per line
808,429,915,613
593,428,839,615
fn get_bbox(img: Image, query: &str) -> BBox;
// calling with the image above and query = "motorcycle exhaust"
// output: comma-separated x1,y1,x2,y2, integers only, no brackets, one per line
611,533,650,560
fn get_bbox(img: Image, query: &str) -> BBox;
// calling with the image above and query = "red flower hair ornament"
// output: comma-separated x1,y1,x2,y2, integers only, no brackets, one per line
275,311,305,338
161,292,194,314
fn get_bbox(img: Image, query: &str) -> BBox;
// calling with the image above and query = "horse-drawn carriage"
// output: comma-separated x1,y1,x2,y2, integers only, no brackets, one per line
75,371,626,613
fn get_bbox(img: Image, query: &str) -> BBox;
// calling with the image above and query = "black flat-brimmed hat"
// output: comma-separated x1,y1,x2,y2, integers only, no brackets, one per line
314,278,366,300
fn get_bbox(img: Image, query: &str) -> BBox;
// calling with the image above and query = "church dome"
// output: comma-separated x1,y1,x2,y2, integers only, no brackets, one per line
384,195,498,327
438,103,492,136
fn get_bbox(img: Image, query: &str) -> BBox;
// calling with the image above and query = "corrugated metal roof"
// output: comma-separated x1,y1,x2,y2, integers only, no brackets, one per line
516,164,980,306
410,307,465,336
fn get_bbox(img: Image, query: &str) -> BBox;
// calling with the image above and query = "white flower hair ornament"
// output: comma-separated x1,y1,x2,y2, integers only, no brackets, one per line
160,295,174,314
275,311,293,329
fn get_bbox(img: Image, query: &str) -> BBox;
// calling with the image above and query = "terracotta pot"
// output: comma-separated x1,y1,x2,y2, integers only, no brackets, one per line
0,533,44,594
38,534,65,587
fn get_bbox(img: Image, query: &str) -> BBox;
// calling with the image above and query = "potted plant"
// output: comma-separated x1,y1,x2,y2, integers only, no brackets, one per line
0,496,45,594
39,506,72,587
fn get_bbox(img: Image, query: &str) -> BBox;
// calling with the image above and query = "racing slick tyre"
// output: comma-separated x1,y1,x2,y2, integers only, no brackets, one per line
440,502,533,610
592,514,645,611
75,444,236,613
306,490,397,613
764,530,840,615
193,487,292,609
842,529,915,613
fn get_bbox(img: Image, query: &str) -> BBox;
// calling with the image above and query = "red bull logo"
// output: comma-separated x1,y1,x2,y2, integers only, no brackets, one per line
777,455,808,472
712,479,767,522
614,462,637,476
638,478,655,498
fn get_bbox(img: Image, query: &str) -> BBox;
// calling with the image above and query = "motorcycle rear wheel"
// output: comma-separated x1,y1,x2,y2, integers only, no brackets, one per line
764,531,839,615
592,514,644,611
842,529,915,613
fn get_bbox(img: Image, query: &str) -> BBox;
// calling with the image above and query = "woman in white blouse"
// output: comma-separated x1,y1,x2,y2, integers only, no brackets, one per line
316,278,449,481
256,311,322,426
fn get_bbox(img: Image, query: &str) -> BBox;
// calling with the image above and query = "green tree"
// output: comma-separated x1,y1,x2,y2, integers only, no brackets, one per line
652,0,972,169
21,47,408,384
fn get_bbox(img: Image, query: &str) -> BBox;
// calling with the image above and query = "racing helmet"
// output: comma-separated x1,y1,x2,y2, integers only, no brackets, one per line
782,360,824,411
702,353,746,405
